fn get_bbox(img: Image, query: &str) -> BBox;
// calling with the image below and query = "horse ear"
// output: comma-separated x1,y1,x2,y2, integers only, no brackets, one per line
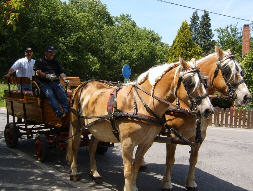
226,49,232,54
179,57,191,70
190,58,196,63
190,58,196,66
215,45,224,60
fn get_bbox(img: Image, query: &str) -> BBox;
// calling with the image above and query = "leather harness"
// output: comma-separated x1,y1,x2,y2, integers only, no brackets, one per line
211,54,245,99
70,67,205,146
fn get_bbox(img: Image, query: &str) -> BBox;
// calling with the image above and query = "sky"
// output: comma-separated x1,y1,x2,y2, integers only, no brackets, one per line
99,0,253,45
63,0,253,45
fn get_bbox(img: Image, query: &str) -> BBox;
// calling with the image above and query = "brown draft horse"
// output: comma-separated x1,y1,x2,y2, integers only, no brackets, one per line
160,46,252,191
66,58,214,191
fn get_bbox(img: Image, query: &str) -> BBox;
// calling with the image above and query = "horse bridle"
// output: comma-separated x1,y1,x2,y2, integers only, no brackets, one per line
211,54,245,99
175,68,208,111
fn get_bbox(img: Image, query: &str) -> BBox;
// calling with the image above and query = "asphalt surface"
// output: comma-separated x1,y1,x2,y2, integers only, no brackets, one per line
0,107,253,191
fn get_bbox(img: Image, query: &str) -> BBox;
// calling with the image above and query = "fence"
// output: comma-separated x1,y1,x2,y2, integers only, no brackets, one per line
211,107,253,129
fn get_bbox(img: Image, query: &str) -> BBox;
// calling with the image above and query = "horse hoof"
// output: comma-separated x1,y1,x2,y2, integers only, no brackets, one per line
89,172,102,184
186,187,198,191
70,174,80,182
139,165,148,172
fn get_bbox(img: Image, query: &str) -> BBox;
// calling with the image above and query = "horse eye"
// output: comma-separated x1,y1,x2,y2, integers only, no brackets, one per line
183,77,195,90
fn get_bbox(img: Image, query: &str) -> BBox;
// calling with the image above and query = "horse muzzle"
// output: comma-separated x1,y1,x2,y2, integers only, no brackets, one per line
243,93,252,105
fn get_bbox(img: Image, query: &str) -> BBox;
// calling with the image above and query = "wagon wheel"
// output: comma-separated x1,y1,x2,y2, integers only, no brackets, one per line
34,135,48,162
96,142,109,155
4,123,19,148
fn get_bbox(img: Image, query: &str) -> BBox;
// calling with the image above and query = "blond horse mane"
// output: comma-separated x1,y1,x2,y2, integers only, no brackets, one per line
136,62,180,102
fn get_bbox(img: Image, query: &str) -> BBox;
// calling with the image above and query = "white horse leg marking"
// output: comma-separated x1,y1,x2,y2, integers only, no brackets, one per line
162,144,177,190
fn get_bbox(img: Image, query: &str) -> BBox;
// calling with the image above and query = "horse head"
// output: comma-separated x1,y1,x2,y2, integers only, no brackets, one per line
204,45,252,106
176,57,214,118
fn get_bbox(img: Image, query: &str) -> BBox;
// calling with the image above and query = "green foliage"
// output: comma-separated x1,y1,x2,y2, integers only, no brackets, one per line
0,0,170,82
211,97,232,108
241,50,253,106
215,24,242,62
0,0,31,30
169,21,202,62
190,11,200,45
199,11,215,55
0,83,8,107
101,14,170,80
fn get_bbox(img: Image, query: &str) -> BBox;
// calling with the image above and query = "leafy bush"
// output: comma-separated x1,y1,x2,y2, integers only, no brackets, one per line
241,50,253,107
211,97,232,108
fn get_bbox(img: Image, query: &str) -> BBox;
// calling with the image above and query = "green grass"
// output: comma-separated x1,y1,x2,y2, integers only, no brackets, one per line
0,83,10,107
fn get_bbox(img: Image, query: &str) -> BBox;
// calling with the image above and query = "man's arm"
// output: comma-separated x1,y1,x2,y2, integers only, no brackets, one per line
4,68,15,78
3,59,21,78
35,70,46,78
34,59,46,78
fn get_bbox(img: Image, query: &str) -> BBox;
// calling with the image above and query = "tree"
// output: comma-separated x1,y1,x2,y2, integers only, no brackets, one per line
169,21,202,62
0,0,170,81
0,0,30,30
99,14,169,81
190,11,200,45
241,50,253,107
199,10,215,55
215,25,242,61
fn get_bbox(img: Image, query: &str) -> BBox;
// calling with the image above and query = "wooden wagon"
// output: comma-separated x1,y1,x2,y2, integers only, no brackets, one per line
3,76,111,162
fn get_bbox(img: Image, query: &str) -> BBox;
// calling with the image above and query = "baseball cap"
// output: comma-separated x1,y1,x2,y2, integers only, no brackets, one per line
45,46,56,52
25,47,32,52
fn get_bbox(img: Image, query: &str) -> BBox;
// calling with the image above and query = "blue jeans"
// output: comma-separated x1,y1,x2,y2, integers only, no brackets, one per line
40,81,69,117
17,84,32,91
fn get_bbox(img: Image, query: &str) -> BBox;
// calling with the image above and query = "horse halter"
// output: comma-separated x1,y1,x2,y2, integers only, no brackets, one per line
175,68,208,111
211,54,245,99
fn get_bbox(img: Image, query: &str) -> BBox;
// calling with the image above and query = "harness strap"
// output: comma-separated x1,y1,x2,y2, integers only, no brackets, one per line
195,118,202,144
134,85,162,123
134,84,194,114
164,124,193,146
107,86,122,141
212,55,245,99
133,88,138,115
211,60,221,85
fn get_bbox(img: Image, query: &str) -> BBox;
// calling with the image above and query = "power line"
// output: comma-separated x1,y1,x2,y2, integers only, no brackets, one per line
156,0,253,23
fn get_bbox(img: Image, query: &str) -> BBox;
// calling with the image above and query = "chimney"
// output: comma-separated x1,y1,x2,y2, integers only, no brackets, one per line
242,24,250,57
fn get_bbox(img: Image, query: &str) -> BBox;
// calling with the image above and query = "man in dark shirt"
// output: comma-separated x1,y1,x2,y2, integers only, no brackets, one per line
34,46,69,118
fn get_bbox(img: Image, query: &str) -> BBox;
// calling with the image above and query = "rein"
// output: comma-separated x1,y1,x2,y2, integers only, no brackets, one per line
174,68,209,111
70,66,206,146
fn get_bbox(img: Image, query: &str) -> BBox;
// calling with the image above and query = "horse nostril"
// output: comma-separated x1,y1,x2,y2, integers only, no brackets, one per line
244,94,252,104
203,108,213,118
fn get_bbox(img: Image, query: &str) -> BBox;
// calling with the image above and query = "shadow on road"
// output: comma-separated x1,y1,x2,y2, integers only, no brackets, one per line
1,136,248,191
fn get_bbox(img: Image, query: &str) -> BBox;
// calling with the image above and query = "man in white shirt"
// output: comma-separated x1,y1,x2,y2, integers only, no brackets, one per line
4,47,35,91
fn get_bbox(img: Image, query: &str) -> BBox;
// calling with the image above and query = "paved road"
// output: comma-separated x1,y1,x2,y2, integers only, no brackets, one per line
0,107,253,191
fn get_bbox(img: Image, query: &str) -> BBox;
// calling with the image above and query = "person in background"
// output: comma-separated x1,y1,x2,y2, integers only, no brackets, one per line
4,47,35,91
34,46,69,119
